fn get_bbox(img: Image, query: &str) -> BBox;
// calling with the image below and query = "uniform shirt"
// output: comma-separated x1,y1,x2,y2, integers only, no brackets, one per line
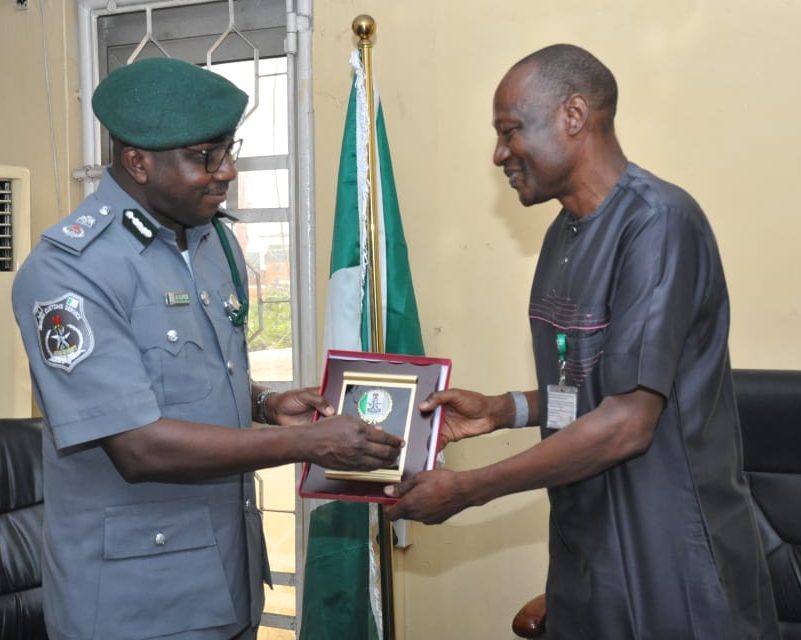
12,171,268,640
530,163,779,639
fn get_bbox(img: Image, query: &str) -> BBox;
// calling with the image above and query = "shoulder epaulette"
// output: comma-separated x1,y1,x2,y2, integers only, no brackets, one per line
42,204,116,256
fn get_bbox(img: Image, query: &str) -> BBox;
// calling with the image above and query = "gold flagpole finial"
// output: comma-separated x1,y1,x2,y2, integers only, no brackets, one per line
352,14,376,43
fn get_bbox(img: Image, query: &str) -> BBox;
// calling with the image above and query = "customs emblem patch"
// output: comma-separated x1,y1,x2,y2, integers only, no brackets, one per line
33,293,95,372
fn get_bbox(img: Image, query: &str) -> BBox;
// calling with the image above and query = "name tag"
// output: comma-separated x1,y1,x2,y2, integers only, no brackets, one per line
546,384,577,429
164,291,191,306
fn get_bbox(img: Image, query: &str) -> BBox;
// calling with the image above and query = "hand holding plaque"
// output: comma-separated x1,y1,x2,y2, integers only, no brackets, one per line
298,350,452,504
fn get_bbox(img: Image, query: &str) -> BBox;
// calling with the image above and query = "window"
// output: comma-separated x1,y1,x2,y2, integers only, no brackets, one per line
215,57,293,383
78,0,317,635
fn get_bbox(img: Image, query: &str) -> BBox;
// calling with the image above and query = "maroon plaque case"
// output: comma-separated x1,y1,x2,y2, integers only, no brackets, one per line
298,349,452,504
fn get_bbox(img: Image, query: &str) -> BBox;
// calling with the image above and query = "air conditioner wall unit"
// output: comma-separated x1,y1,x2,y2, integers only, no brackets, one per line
0,165,33,417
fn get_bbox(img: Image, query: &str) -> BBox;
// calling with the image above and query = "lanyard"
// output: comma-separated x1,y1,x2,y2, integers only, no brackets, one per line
211,217,249,327
556,332,567,385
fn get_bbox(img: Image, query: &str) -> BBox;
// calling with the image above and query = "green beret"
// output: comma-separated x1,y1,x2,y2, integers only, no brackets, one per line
91,57,248,150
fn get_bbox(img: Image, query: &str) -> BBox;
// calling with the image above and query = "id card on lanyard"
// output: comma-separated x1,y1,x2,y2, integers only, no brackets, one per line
547,332,577,429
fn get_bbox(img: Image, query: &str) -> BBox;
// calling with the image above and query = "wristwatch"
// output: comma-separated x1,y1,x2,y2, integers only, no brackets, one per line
254,388,273,424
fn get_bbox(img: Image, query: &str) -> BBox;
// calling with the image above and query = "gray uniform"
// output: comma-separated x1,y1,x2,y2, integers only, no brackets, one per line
530,163,779,639
12,172,268,640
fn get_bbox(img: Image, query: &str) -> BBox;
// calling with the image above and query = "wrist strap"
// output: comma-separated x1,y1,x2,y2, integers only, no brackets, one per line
510,391,529,428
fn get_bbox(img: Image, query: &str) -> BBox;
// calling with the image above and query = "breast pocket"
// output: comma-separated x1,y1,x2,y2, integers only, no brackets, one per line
131,305,212,405
94,497,237,639
564,303,609,389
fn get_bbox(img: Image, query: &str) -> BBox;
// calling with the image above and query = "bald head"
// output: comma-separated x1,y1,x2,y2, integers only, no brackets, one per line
492,44,627,214
511,44,618,129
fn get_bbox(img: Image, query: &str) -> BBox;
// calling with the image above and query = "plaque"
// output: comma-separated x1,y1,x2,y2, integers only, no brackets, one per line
298,349,452,504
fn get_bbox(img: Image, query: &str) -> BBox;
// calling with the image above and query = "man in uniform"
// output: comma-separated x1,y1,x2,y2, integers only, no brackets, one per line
12,57,402,640
385,45,779,638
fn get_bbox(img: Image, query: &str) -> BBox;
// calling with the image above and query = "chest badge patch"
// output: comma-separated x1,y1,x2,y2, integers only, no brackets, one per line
33,293,95,372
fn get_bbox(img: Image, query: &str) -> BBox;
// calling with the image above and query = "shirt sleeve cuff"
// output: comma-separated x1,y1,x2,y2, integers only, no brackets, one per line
601,345,675,399
49,392,162,450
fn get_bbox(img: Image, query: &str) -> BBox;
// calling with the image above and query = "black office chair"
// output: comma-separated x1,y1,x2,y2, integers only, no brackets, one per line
513,369,801,638
737,369,801,639
0,418,48,640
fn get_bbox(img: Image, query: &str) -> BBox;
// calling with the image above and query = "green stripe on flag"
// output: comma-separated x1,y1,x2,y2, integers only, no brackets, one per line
299,501,378,640
376,102,424,357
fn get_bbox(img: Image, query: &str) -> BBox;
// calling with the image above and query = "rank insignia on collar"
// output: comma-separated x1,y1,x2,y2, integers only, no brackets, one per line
122,208,157,247
33,292,95,372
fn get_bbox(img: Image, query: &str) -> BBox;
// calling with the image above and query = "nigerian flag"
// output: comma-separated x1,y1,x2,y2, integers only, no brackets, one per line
298,49,424,639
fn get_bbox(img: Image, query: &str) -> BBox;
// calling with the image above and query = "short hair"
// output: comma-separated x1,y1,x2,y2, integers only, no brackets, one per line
514,44,618,121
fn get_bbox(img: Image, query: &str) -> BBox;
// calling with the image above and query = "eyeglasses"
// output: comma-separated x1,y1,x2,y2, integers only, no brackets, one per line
185,138,243,173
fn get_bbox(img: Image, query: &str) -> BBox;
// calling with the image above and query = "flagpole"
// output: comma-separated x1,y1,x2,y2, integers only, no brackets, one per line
354,14,385,354
353,14,395,640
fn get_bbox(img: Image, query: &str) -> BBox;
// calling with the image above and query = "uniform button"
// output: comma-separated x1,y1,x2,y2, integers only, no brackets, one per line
155,532,166,546
569,225,578,234
563,256,569,264
200,290,210,305
98,206,110,216
227,361,235,375
244,499,252,512
166,329,178,342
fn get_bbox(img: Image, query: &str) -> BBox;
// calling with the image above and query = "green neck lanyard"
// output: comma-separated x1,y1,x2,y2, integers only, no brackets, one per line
556,332,567,385
212,217,249,326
